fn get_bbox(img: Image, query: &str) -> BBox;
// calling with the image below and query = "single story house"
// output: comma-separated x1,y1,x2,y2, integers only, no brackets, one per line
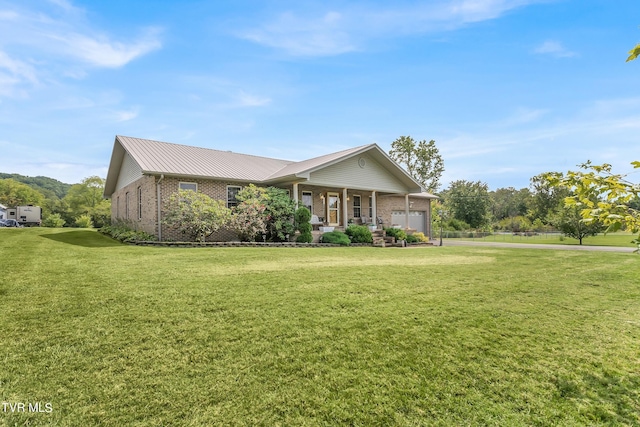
103,135,438,242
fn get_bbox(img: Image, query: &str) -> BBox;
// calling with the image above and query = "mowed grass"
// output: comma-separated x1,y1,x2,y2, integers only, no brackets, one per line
454,232,638,247
1,228,639,426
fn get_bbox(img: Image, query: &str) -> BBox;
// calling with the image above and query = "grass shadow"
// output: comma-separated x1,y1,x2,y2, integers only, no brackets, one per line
40,229,123,248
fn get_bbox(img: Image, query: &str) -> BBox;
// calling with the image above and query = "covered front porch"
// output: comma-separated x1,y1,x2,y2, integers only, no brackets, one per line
286,183,436,238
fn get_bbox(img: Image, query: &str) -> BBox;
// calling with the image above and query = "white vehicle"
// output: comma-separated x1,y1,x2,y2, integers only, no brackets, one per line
7,205,42,226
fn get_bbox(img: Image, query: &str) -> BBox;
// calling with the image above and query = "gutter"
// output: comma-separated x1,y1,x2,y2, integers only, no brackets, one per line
157,174,164,241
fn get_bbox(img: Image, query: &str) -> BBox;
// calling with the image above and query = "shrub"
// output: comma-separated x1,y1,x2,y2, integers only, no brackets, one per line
320,231,350,246
445,218,470,231
164,190,231,242
412,232,429,242
384,227,407,241
264,187,296,242
99,221,157,243
345,225,373,244
42,213,65,228
406,234,419,243
295,207,313,243
75,214,94,228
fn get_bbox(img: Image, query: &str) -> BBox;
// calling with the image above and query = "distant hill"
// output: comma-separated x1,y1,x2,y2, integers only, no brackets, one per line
0,173,72,199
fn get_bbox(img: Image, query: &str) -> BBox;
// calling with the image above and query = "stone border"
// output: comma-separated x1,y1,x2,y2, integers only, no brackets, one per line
129,241,434,248
130,241,374,248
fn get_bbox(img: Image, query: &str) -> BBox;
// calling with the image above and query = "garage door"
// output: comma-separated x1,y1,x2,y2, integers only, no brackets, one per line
391,211,425,233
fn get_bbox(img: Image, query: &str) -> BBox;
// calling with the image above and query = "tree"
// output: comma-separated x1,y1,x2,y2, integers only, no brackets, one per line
389,136,445,193
489,187,531,221
442,180,491,229
63,176,111,228
263,187,296,241
164,190,231,242
230,184,268,241
529,173,571,224
0,178,45,207
550,204,604,245
627,43,640,62
546,161,640,250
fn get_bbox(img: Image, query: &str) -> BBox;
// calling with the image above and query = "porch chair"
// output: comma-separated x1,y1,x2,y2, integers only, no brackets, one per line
310,215,323,230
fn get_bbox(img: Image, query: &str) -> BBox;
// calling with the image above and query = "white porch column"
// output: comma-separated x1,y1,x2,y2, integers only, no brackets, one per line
342,188,348,227
371,191,377,227
405,194,410,230
293,183,299,208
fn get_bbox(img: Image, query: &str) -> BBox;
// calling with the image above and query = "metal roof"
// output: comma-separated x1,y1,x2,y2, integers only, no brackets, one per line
117,136,293,181
104,135,427,197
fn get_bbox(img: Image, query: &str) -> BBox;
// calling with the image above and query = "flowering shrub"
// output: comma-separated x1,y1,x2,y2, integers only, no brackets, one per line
231,198,267,241
163,190,231,242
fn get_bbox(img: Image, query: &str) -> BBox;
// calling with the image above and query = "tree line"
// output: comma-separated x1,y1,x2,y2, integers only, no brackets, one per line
0,175,110,228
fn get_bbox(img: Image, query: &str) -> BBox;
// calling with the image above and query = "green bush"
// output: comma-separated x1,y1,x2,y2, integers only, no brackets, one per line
412,232,429,242
320,231,350,246
99,222,157,243
295,207,313,243
445,218,470,231
345,225,373,244
42,213,65,228
384,227,407,241
406,234,419,243
75,214,94,228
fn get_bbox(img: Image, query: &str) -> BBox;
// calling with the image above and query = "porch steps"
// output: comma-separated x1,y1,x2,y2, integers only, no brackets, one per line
372,229,386,247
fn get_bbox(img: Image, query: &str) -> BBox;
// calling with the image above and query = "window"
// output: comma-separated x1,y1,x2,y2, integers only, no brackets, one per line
116,196,120,218
227,185,242,208
302,191,313,214
125,192,130,220
353,195,361,218
369,196,373,218
179,182,197,192
137,187,142,220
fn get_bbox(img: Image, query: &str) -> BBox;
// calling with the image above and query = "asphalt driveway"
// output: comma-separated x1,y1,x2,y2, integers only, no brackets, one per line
441,239,638,253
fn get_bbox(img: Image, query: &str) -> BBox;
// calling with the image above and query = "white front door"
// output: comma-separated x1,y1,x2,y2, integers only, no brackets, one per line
327,192,340,226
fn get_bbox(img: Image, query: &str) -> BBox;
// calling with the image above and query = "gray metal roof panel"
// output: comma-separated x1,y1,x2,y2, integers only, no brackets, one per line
116,136,293,181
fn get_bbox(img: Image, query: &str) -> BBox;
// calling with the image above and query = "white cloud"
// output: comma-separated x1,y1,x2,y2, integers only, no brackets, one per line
239,0,549,56
241,11,356,57
48,28,162,68
533,40,577,58
235,90,271,107
0,1,162,97
0,50,38,97
114,107,140,122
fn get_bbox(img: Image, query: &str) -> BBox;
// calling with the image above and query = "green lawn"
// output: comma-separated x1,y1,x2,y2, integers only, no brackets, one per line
1,228,639,426
451,231,638,247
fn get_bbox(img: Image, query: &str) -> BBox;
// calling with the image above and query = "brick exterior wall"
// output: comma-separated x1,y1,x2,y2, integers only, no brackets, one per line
110,175,157,235
377,195,432,234
110,176,432,241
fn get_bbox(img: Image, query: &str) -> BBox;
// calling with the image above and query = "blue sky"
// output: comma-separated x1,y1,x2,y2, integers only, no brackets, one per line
0,0,638,190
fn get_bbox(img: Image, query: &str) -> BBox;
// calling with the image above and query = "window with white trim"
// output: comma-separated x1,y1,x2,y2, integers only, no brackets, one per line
227,185,242,208
368,196,373,218
179,182,197,192
137,187,142,220
302,191,313,214
353,195,361,218
125,192,130,220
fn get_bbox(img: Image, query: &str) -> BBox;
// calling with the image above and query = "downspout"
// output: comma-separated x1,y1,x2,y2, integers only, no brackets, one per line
157,174,164,241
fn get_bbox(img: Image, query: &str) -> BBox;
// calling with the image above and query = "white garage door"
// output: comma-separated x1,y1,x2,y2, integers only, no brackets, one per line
391,211,425,233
